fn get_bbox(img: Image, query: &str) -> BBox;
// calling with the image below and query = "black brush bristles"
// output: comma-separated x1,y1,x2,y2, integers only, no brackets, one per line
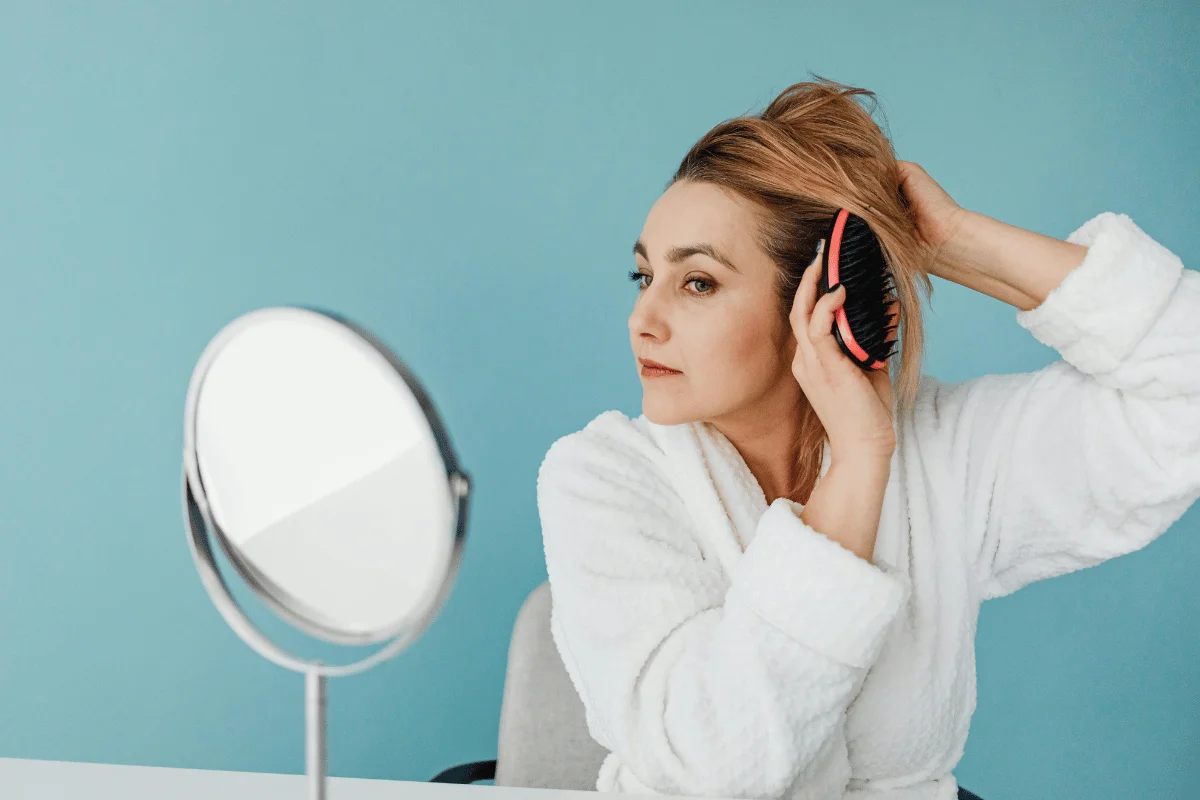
816,209,899,371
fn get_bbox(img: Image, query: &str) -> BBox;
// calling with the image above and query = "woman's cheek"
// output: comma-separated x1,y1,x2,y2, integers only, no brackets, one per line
730,317,779,367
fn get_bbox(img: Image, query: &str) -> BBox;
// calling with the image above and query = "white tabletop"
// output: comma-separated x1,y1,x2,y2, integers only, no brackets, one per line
0,758,609,800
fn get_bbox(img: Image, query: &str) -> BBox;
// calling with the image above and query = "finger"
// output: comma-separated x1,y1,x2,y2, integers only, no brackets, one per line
790,238,825,331
897,161,929,204
808,282,845,345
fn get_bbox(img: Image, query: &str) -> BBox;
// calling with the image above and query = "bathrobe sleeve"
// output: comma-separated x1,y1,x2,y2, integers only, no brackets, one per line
537,419,908,800
910,212,1200,601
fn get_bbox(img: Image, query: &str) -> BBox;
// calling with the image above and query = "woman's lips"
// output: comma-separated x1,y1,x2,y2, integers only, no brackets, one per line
640,362,682,378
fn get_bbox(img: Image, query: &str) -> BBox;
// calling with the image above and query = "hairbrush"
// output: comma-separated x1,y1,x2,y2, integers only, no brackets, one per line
816,208,899,371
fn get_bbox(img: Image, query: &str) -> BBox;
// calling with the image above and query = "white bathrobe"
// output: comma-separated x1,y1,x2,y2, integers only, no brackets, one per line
536,211,1200,800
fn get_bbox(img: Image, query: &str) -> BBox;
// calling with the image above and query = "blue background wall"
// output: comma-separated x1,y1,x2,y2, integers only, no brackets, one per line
1,2,1197,797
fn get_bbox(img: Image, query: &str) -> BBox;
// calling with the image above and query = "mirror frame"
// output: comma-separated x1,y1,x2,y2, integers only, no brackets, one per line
181,305,471,676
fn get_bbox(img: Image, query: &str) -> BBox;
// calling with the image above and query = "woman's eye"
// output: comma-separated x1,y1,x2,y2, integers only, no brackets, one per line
626,270,714,294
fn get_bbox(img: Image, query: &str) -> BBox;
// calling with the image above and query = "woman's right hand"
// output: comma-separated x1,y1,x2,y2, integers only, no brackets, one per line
789,239,897,463
789,239,897,562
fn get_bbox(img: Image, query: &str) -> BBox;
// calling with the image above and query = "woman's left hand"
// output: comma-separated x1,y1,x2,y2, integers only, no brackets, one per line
897,159,1083,310
896,160,971,262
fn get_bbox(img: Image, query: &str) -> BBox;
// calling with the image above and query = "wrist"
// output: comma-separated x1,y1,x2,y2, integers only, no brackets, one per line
828,453,892,483
829,439,895,469
928,210,1045,310
802,457,890,564
929,208,987,277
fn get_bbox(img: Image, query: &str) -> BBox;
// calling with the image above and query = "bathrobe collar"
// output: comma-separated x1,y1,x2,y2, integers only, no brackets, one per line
640,416,832,575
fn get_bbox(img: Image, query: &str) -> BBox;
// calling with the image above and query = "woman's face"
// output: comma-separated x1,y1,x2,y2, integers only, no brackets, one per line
629,180,799,426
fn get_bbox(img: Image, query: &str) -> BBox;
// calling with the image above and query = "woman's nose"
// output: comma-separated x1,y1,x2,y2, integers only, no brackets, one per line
628,293,667,338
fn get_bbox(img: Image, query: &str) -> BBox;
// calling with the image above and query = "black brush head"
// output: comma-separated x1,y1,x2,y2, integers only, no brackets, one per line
816,210,899,370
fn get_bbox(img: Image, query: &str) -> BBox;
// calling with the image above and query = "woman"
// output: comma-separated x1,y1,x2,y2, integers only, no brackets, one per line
536,78,1199,800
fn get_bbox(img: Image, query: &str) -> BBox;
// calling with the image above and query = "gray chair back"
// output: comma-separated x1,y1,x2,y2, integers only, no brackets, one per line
494,581,610,790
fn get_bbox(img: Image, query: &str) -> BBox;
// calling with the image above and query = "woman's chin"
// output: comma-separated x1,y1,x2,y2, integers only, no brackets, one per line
641,396,695,427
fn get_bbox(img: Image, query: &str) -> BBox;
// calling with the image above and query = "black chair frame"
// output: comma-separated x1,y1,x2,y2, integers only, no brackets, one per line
430,758,985,799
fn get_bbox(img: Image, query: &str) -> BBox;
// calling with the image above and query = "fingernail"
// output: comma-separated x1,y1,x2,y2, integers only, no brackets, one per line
829,282,843,292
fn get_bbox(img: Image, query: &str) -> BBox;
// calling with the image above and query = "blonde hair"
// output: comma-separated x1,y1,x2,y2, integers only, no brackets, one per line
669,75,933,501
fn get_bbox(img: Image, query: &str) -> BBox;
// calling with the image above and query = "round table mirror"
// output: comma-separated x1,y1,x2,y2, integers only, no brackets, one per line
181,306,470,800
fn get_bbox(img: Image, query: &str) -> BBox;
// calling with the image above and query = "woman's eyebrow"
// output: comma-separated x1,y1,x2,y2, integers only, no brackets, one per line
632,240,741,274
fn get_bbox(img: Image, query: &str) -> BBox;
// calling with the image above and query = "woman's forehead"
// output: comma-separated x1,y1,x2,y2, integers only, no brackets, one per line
638,183,767,271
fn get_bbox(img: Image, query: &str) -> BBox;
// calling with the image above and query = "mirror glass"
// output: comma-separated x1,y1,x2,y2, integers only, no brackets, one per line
190,310,457,642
